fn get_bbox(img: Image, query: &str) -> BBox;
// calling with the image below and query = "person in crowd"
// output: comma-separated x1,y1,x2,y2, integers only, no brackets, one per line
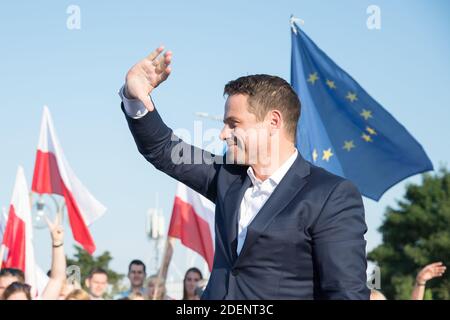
0,268,25,299
411,261,447,300
2,282,32,300
0,214,66,300
57,281,81,300
39,214,67,300
85,267,109,300
146,274,173,300
128,291,145,300
182,267,203,300
65,289,91,300
116,259,147,298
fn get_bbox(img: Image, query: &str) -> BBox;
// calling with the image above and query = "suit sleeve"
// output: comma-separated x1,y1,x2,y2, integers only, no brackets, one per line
311,180,370,300
122,103,221,203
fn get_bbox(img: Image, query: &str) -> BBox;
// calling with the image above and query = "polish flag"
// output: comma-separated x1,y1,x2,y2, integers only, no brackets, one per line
168,183,215,271
31,106,106,254
1,166,39,295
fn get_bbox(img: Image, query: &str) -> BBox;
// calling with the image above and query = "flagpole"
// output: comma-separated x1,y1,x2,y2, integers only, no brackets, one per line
30,193,66,230
289,15,305,33
0,205,7,271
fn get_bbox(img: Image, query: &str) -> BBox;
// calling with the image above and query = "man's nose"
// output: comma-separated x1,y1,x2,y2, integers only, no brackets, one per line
219,125,231,141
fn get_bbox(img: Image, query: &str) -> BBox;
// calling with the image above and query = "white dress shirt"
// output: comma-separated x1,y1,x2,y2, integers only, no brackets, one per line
236,150,298,255
118,85,150,119
119,86,299,256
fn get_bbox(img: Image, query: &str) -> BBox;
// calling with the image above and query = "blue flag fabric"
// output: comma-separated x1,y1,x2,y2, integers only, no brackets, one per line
290,23,433,200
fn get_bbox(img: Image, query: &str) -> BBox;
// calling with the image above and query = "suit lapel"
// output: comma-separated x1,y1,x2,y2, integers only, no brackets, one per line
233,155,311,266
223,173,252,263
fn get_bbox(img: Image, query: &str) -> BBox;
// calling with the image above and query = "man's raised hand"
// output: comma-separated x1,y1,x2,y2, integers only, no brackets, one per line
125,46,172,112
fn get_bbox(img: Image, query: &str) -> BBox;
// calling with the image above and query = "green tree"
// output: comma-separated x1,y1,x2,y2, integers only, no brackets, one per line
66,245,125,298
368,168,450,299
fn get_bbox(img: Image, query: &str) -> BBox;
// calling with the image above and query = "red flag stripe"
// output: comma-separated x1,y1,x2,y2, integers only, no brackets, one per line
62,182,96,254
32,150,63,194
1,205,26,270
32,150,95,254
169,197,214,271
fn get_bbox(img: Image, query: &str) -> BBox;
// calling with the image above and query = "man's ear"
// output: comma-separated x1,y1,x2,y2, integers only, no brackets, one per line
85,278,90,288
269,109,282,133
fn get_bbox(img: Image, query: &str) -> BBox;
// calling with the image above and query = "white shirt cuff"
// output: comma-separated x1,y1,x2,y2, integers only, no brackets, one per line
118,85,150,119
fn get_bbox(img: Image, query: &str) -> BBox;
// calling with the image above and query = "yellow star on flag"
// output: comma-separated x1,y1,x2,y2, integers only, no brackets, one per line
326,79,336,89
307,72,319,85
343,140,355,151
360,109,373,120
366,126,377,135
346,92,358,102
362,133,373,142
312,149,318,162
322,148,334,162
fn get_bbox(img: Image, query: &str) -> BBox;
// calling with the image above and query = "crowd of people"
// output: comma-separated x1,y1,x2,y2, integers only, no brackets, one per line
0,216,207,300
0,216,446,300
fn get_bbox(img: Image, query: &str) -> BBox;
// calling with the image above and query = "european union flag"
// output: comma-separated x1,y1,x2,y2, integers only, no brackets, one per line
290,22,433,201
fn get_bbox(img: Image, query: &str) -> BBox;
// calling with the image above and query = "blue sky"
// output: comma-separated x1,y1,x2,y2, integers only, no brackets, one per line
0,0,449,282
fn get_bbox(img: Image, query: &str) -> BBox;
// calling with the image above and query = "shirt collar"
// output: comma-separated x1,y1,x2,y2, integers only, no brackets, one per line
247,149,298,188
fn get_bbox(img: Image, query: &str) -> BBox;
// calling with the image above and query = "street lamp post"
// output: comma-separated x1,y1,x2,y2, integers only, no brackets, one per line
145,193,165,274
31,194,65,229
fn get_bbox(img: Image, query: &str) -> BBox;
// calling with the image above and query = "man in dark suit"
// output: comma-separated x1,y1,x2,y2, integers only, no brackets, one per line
119,46,369,300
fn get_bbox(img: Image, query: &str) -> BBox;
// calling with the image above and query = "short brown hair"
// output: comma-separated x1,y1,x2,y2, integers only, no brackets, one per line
224,74,301,140
2,282,31,300
128,259,146,273
88,267,108,279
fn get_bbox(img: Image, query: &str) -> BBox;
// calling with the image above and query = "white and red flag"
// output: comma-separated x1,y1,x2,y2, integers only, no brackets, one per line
1,166,40,294
31,106,106,254
167,183,215,271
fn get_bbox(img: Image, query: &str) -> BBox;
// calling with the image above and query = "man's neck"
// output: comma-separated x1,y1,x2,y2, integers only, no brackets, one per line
251,145,297,181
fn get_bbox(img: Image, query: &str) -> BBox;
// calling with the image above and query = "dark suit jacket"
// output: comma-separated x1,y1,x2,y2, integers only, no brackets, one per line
123,105,370,300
